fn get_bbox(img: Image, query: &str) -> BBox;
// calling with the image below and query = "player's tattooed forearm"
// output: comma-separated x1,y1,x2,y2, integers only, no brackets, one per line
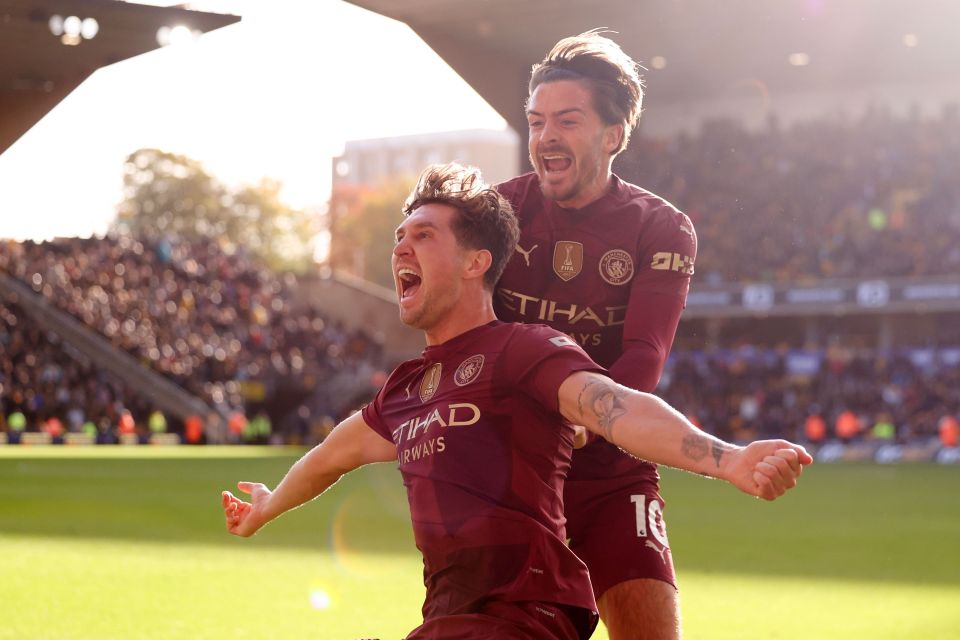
577,378,628,442
711,441,733,468
684,435,733,470
681,433,709,461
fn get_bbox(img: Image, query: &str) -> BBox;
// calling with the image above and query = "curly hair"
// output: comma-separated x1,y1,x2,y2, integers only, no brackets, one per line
529,29,644,155
403,163,519,289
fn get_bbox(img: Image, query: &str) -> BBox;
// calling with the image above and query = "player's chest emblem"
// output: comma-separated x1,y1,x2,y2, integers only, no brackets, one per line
419,362,442,403
553,241,583,281
599,249,635,286
454,354,485,386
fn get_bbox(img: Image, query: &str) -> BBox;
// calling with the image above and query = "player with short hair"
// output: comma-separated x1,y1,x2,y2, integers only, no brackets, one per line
494,31,702,638
222,163,811,640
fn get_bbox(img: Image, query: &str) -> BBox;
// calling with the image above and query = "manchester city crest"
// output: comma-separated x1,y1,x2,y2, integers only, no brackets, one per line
599,249,635,285
454,354,485,386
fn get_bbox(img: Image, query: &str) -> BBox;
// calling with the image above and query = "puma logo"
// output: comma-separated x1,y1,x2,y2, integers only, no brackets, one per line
515,243,539,267
645,539,669,564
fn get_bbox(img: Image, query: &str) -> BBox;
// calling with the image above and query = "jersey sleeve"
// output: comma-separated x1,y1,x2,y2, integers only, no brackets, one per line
505,325,606,414
632,207,697,297
609,291,685,391
360,374,398,444
611,208,697,391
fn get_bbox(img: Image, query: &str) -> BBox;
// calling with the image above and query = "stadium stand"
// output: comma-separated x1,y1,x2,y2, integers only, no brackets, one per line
1,109,958,454
620,105,960,283
659,345,960,447
0,235,385,443
0,299,152,443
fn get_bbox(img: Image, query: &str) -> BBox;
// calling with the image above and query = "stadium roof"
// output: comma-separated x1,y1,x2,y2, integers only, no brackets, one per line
345,0,960,134
0,0,239,154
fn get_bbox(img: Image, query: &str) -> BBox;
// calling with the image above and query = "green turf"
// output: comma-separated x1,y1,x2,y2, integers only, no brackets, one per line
1,448,958,639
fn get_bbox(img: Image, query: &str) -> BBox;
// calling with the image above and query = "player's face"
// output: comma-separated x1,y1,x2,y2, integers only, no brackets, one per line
392,203,466,330
527,79,622,209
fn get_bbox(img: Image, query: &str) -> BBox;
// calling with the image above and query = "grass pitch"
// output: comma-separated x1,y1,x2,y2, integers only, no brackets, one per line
1,447,958,639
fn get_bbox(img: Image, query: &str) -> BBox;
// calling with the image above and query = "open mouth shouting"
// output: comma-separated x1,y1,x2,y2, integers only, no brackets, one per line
397,267,422,301
541,152,573,175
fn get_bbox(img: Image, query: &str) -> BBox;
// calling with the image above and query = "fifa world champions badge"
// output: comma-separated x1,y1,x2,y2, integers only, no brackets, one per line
553,241,584,281
419,363,442,402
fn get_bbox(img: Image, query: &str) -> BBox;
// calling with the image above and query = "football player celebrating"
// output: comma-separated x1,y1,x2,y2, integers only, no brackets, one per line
222,163,811,640
495,31,700,638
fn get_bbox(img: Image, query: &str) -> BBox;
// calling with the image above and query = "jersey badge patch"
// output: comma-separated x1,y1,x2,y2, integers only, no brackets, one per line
454,354,485,386
419,363,442,403
549,335,579,348
553,241,583,281
599,249,635,285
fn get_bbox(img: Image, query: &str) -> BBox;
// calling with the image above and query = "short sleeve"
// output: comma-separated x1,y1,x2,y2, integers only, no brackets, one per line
361,376,399,444
505,325,606,413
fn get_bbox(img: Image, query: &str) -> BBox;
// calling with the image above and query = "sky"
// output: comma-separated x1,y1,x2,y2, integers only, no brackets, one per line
0,0,506,241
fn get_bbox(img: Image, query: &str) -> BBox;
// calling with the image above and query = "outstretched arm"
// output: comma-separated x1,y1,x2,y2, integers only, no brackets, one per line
558,371,812,500
222,411,396,537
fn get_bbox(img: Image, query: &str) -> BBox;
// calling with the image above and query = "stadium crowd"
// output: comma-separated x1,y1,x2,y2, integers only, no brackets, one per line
659,345,960,448
0,235,384,441
0,300,154,443
622,105,960,283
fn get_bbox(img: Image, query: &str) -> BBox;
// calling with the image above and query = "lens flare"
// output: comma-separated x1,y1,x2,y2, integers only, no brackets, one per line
329,495,386,577
308,582,336,611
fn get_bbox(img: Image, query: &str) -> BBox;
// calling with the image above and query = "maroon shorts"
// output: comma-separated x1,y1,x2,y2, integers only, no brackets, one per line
405,600,597,640
564,477,677,599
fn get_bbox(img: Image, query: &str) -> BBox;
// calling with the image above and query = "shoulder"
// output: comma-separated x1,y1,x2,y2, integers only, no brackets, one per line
379,357,427,395
613,177,697,254
495,173,541,211
502,322,583,351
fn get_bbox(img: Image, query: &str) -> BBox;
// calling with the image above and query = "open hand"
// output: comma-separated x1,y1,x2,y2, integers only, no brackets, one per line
221,481,271,537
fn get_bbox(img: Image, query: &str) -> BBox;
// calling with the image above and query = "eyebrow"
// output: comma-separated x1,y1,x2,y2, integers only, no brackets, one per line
395,220,440,240
526,107,587,118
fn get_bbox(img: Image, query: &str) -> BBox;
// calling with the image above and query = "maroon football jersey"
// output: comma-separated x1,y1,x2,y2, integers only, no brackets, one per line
495,172,697,483
362,320,603,626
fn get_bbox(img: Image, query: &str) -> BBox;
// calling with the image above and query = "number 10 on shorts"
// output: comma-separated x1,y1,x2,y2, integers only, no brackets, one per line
631,494,669,547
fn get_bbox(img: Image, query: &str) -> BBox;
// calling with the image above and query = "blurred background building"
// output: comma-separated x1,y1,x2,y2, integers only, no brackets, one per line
332,128,519,189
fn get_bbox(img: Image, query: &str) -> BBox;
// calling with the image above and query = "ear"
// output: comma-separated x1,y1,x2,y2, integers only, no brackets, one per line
603,123,624,155
462,248,493,283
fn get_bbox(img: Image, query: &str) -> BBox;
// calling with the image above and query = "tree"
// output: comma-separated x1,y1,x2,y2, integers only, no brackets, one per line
114,148,317,272
231,179,317,272
328,176,414,289
115,148,229,240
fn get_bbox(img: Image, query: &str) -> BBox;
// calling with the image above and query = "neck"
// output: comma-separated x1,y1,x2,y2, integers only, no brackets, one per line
423,290,496,346
556,170,613,210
